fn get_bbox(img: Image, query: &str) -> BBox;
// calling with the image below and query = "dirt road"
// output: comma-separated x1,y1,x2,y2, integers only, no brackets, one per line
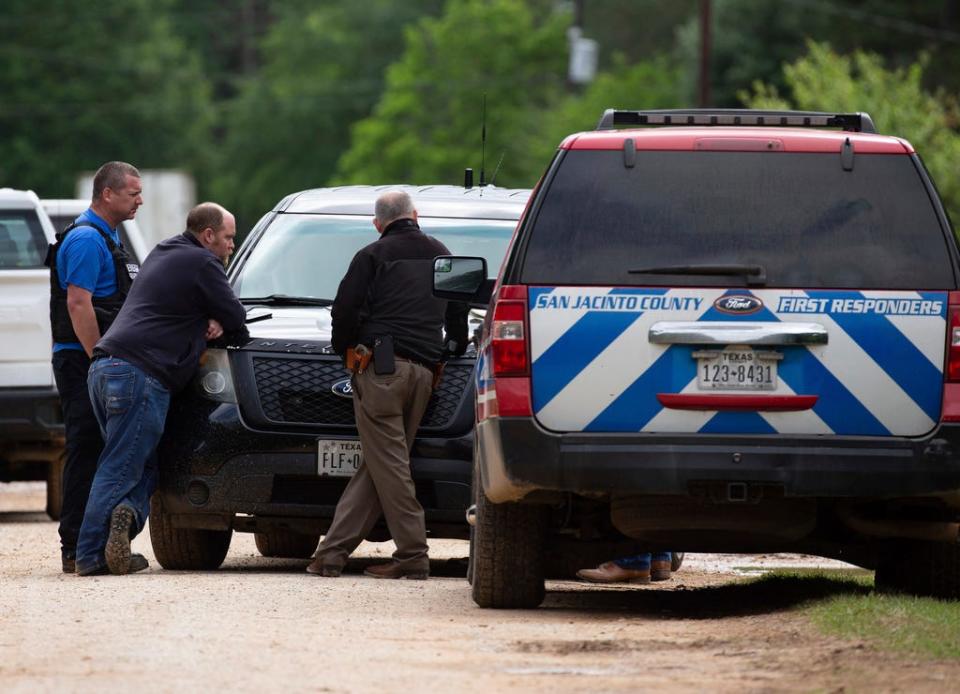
2,481,957,693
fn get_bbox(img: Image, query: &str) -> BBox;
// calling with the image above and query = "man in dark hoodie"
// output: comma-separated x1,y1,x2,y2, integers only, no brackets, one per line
75,202,246,576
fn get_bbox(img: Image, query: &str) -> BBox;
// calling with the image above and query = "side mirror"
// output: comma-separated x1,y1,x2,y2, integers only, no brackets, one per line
433,256,490,303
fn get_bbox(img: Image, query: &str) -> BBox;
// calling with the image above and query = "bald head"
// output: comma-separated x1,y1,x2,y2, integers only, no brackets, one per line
374,191,417,232
187,202,236,263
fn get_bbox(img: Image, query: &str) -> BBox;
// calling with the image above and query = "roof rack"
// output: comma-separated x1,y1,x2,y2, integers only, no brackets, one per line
595,109,876,134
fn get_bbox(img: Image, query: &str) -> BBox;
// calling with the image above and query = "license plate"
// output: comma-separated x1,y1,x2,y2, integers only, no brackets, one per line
694,347,780,391
318,439,362,477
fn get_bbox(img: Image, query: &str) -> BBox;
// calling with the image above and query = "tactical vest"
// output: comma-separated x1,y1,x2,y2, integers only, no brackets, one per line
45,220,139,344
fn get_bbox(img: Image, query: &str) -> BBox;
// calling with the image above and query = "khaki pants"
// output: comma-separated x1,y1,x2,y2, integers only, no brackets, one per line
312,359,434,571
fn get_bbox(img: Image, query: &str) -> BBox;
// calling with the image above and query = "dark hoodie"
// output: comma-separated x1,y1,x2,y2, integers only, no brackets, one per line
96,232,246,392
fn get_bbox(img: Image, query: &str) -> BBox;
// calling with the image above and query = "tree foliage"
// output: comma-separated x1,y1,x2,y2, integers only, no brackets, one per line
0,0,212,196
208,0,444,227
742,41,960,225
334,0,569,189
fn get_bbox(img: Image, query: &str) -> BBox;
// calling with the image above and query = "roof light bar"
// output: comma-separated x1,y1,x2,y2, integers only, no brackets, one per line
596,109,876,134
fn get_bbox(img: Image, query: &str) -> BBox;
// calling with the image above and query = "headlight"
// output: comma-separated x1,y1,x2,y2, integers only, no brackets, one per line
195,348,237,403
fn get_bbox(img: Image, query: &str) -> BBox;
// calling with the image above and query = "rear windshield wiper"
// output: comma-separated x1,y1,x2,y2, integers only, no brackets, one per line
239,294,334,307
628,264,767,286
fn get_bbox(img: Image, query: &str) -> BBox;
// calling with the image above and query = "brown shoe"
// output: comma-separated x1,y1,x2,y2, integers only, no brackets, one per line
651,560,672,582
306,557,341,577
576,561,651,584
363,561,428,580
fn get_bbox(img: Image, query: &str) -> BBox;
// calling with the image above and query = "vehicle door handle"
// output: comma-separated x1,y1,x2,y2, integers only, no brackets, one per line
648,321,828,345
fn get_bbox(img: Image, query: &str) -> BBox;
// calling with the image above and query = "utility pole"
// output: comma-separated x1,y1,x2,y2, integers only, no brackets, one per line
699,0,712,107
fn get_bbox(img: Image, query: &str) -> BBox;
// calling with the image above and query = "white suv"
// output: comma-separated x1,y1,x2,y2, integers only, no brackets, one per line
0,188,63,516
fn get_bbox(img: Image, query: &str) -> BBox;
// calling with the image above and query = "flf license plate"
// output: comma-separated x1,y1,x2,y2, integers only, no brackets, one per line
318,439,362,477
694,346,781,391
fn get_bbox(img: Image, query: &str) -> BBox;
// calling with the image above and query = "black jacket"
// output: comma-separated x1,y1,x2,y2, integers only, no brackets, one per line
331,218,468,364
96,233,246,392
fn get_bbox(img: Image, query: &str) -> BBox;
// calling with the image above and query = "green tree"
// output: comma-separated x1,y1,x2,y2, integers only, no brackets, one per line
676,0,960,107
742,41,960,225
525,55,687,175
209,0,445,229
0,0,212,197
334,0,569,189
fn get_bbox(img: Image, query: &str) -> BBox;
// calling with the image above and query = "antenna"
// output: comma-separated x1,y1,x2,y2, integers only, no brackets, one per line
489,152,505,187
479,94,487,187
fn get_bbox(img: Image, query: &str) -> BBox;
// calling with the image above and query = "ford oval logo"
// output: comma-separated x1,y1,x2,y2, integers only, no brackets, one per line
331,378,353,398
714,295,763,315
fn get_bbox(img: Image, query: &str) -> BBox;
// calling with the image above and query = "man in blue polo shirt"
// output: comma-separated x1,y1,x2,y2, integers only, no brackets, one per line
46,161,142,573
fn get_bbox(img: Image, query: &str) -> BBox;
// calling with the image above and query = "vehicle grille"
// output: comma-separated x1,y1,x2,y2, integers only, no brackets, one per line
251,357,472,429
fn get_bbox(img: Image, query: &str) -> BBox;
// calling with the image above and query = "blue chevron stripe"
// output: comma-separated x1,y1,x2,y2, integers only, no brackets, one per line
530,288,668,412
803,290,943,422
585,345,698,431
698,412,776,434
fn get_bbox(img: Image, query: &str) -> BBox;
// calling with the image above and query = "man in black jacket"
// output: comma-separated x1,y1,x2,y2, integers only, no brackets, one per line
75,202,246,576
308,191,467,580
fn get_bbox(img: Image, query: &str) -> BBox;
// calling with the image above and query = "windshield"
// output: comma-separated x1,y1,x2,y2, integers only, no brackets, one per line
233,214,516,300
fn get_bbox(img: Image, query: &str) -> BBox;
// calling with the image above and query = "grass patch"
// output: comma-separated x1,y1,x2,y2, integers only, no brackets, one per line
756,570,960,660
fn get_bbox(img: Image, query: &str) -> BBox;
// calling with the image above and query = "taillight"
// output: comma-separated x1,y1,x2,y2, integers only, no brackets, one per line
941,291,960,422
491,286,528,376
948,292,960,382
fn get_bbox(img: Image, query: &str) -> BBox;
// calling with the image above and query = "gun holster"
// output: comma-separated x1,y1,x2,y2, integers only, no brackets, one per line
346,345,372,374
431,362,445,390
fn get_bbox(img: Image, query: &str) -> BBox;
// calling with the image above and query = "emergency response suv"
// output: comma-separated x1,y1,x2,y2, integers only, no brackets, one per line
149,184,528,569
443,109,960,607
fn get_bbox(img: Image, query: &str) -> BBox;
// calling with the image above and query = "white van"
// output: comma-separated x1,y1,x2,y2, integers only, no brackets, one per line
0,189,63,517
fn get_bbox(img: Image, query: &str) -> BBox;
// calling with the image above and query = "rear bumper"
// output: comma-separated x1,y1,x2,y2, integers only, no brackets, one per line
0,386,63,441
477,417,960,502
155,399,473,538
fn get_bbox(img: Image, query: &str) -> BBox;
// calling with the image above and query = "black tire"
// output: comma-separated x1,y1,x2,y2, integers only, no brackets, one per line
671,551,685,572
45,451,65,521
471,476,548,609
149,495,232,570
254,529,320,558
876,540,960,599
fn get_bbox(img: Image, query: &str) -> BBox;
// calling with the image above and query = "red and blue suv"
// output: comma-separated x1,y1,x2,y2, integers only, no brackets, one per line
443,109,960,607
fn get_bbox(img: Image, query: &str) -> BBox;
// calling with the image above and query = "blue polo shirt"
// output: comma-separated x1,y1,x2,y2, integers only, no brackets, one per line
53,209,122,353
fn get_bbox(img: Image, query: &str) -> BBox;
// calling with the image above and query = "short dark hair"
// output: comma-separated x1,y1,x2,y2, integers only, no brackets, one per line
92,161,140,200
186,202,226,236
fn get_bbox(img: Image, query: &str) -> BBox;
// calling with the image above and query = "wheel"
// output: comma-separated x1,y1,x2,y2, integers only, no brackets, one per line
149,495,232,570
471,468,548,609
671,551,685,572
876,540,960,599
45,451,65,521
254,529,320,558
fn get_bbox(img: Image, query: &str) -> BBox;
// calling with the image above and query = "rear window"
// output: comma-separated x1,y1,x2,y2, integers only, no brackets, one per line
520,150,955,289
0,210,48,269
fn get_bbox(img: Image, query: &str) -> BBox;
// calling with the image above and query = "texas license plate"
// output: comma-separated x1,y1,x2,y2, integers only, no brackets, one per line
317,439,362,477
695,347,779,391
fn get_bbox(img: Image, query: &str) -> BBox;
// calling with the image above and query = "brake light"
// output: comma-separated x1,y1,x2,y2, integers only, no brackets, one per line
491,286,528,376
941,291,960,422
948,292,960,382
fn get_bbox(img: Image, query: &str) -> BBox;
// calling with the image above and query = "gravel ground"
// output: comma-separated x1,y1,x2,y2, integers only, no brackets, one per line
3,481,958,693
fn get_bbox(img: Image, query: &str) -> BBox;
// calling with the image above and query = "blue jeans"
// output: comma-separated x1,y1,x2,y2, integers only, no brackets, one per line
75,358,170,574
614,552,672,571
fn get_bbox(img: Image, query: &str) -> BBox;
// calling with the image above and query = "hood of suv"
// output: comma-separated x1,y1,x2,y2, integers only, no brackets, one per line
244,306,332,344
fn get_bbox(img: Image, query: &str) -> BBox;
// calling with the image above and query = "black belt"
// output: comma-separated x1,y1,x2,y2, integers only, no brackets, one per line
91,348,110,361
